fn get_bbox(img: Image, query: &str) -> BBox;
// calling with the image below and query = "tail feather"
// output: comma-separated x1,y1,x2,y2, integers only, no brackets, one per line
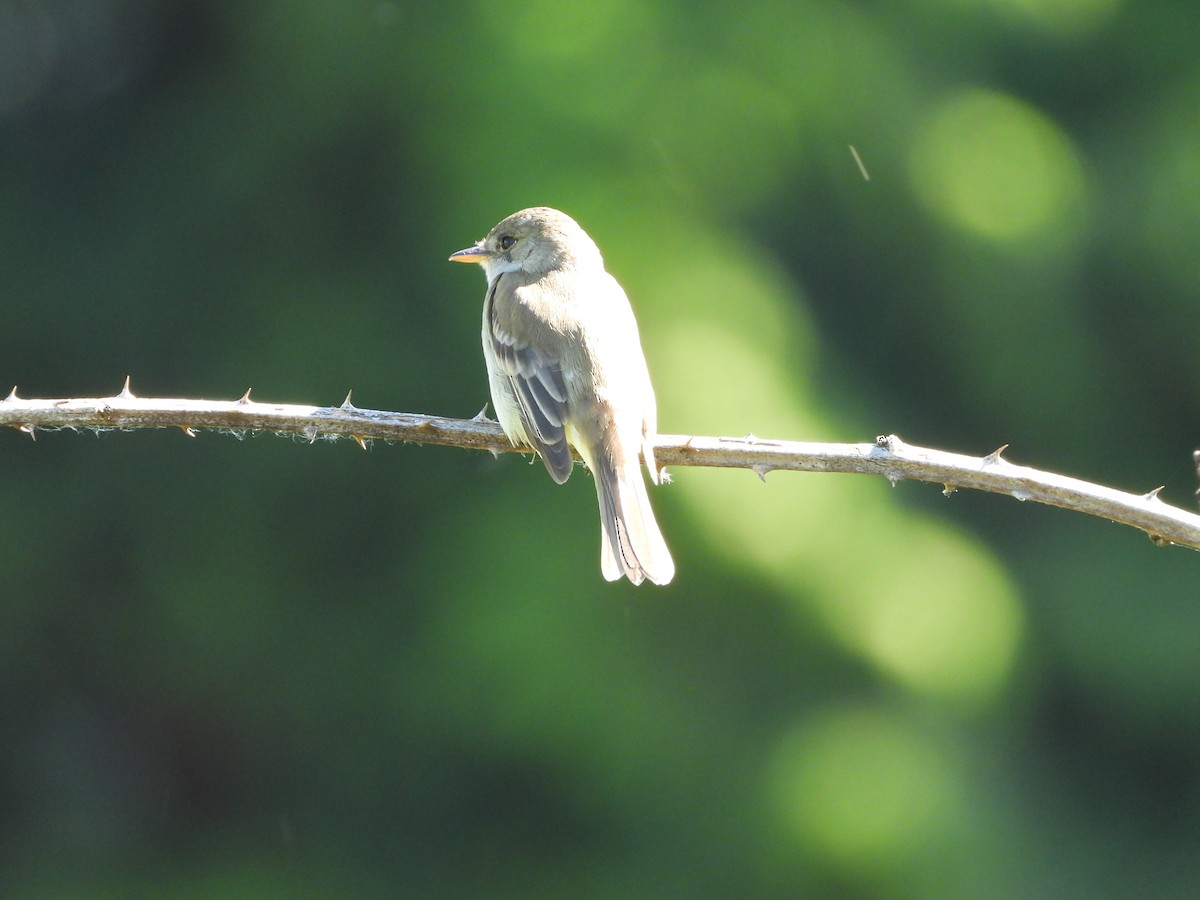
593,454,674,586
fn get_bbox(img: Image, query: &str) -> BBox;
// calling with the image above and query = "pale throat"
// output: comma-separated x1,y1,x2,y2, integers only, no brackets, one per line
481,256,525,281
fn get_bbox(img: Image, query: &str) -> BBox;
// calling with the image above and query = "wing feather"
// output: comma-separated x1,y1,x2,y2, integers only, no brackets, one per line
485,274,574,483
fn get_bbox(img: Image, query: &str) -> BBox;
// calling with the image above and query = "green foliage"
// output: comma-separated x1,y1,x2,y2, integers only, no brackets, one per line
2,0,1199,895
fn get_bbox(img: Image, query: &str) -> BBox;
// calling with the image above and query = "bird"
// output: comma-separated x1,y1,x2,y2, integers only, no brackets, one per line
449,207,674,585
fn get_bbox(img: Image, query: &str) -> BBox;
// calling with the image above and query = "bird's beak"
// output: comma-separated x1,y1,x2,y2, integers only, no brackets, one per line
448,241,489,263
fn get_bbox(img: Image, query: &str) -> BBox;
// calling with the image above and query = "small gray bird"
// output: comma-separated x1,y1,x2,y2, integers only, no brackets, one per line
450,207,674,586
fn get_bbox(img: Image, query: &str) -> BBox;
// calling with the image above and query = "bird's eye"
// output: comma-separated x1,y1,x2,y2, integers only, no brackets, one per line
499,235,516,250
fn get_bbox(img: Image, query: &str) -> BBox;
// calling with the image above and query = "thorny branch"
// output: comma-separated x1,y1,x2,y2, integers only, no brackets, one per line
4,379,1200,551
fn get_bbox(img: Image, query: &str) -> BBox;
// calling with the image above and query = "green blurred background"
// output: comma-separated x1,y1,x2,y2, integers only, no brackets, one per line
3,0,1200,896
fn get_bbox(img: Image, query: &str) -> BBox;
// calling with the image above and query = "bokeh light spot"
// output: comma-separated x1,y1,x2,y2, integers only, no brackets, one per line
909,89,1086,244
826,523,1025,700
770,707,961,868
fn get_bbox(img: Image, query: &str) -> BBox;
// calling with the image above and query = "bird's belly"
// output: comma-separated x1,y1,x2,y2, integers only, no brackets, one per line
489,372,533,448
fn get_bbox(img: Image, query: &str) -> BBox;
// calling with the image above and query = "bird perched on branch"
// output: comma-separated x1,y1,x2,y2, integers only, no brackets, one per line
450,207,674,586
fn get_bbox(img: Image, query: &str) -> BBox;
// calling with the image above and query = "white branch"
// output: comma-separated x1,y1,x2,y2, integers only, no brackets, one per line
4,381,1198,551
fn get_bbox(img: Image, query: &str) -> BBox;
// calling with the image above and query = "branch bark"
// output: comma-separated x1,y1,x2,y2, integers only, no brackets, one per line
4,381,1199,551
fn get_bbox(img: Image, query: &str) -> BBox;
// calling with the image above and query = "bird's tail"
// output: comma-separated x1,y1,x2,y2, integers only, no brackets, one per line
591,453,674,586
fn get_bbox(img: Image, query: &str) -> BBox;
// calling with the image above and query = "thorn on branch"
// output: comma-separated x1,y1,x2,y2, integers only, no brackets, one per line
984,444,1010,464
1143,486,1165,502
942,483,957,496
471,404,492,422
753,465,770,482
180,425,197,438
238,388,253,404
352,435,368,451
5,387,18,401
340,391,357,411
16,423,35,440
117,376,135,400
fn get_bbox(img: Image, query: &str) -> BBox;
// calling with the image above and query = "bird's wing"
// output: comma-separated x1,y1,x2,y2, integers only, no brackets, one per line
486,273,575,483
